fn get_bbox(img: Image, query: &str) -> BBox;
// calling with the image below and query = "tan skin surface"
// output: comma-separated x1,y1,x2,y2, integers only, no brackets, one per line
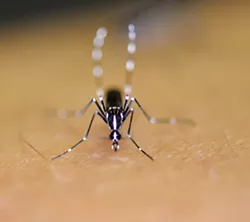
1,3,250,222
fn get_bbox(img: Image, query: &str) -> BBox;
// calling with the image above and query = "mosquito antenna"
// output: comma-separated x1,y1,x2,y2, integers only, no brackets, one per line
92,27,108,98
125,24,136,96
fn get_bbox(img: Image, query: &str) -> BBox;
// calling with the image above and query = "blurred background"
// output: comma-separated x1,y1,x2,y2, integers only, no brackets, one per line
0,0,190,24
1,1,250,222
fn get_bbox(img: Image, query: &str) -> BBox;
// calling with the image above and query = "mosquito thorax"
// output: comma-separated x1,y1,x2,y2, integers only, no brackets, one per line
106,107,123,130
105,88,123,109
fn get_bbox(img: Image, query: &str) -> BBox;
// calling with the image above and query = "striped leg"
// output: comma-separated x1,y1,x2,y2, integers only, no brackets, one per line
126,108,154,161
124,24,136,96
92,27,108,98
52,110,104,160
125,97,195,126
45,98,106,119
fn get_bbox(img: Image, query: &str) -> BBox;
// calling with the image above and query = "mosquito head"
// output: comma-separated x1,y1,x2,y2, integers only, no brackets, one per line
109,130,121,151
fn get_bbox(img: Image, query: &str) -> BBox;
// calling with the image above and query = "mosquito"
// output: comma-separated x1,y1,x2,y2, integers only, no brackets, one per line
51,24,195,161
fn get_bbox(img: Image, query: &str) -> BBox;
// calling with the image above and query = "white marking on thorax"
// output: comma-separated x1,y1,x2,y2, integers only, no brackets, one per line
113,115,117,130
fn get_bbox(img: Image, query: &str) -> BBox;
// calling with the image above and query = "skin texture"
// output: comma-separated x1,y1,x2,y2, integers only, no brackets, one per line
1,2,250,222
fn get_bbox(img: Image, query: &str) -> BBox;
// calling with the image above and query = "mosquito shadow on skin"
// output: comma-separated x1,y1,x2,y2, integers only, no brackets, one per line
18,132,48,161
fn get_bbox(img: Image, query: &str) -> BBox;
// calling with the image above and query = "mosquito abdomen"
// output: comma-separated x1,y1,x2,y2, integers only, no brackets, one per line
105,88,123,108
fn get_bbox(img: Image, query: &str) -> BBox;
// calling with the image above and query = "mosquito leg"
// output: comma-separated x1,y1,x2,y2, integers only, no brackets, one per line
123,95,130,110
75,98,105,118
98,96,106,112
124,97,195,126
74,98,97,117
52,110,104,160
124,24,136,97
125,108,154,161
45,98,105,119
123,97,133,115
92,27,108,99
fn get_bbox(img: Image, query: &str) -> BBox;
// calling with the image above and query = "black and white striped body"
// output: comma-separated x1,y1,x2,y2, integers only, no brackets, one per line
105,89,123,151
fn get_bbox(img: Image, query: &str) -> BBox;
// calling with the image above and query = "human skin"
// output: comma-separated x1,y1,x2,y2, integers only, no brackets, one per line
1,3,250,222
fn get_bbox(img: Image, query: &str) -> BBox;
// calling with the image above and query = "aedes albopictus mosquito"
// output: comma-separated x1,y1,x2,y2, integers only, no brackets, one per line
50,24,195,161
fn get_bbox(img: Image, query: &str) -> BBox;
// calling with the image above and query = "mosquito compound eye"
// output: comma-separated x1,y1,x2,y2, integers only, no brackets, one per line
116,132,121,140
109,132,113,140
